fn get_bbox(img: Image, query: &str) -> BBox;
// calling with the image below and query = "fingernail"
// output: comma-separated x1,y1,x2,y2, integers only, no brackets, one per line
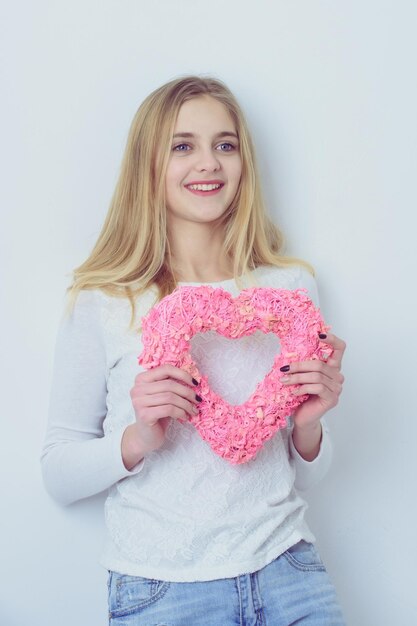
280,365,290,372
319,333,327,339
192,405,199,413
192,377,199,386
195,394,202,402
281,376,290,383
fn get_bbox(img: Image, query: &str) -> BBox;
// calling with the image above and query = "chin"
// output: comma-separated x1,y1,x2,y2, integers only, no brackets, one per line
168,203,230,225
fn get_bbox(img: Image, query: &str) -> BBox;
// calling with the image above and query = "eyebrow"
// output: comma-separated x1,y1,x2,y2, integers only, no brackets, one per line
172,131,239,140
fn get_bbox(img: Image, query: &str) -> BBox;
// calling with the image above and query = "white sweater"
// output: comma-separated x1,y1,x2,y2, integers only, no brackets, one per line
41,265,332,582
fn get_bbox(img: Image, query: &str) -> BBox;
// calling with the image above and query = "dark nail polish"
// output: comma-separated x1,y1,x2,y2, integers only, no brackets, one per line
192,377,198,386
280,365,290,372
195,394,202,402
319,333,327,339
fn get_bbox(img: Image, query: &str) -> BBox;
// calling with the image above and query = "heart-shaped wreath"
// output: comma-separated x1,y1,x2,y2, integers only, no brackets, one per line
138,286,331,464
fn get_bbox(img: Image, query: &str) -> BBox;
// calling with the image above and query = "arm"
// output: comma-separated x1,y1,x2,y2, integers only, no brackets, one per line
41,291,142,506
123,364,200,469
284,268,346,490
289,418,333,491
41,291,199,504
286,335,345,490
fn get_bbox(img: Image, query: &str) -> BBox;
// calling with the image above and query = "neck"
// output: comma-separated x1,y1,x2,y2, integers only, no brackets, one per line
167,220,233,283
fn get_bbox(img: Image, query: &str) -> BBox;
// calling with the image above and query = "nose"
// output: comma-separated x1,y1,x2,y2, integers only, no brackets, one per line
195,146,221,172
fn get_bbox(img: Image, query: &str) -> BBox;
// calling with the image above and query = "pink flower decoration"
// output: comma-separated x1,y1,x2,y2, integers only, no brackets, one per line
138,286,332,464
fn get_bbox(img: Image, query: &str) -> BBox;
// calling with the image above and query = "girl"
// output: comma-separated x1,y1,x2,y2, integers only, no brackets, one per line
42,75,346,625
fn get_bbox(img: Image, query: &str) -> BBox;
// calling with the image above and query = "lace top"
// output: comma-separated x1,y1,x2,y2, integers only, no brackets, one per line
42,265,333,582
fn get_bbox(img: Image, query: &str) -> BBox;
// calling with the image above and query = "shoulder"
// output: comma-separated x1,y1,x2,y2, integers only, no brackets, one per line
254,264,319,305
70,288,101,309
64,289,104,324
56,290,104,346
66,285,160,334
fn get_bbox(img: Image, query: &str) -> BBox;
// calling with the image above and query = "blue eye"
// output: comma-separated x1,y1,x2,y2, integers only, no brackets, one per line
173,143,190,152
217,142,235,152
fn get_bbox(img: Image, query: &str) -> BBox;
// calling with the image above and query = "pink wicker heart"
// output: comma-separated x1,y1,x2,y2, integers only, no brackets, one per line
138,286,331,464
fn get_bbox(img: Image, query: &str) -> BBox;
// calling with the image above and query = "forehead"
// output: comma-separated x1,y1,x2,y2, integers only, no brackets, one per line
174,96,236,133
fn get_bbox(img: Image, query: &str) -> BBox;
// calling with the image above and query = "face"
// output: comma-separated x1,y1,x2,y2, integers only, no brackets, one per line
165,96,242,227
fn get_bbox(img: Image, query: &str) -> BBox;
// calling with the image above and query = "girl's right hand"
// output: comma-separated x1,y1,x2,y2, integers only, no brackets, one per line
121,364,200,469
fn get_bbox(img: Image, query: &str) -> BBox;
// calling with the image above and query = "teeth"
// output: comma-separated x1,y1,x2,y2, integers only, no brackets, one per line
188,183,221,191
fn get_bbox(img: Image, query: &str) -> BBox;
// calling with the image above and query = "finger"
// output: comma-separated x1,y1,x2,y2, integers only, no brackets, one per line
134,391,199,416
142,404,194,426
291,383,336,402
281,371,343,392
135,364,198,388
281,359,343,380
131,378,200,404
318,333,346,368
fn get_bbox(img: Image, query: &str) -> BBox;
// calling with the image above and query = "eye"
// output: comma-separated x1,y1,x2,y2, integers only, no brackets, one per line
173,143,191,152
217,142,236,152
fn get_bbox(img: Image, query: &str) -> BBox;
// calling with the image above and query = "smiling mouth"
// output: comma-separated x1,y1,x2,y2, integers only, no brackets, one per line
185,183,225,197
186,183,223,192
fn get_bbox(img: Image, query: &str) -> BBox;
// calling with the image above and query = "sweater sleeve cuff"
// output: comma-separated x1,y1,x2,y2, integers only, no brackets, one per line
289,420,333,491
109,425,145,478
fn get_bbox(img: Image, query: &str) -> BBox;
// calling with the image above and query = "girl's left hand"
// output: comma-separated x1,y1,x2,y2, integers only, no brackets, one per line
281,333,346,428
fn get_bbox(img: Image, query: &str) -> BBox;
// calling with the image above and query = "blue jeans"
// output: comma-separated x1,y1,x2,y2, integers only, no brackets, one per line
107,541,345,625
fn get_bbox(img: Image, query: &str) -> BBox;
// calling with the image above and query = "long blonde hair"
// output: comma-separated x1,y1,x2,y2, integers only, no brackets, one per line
69,75,311,322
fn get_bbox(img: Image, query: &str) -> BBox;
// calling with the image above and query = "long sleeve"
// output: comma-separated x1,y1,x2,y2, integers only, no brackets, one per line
45,266,337,581
289,419,333,491
287,267,333,491
41,291,142,506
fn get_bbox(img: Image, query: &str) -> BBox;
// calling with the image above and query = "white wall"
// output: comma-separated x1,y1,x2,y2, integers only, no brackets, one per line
1,1,416,624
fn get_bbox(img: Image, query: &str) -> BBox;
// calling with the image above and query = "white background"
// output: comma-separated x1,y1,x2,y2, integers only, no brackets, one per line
1,1,416,624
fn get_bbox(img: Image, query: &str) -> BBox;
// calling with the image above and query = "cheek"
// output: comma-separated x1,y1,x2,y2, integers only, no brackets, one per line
165,162,187,191
232,154,242,175
230,159,242,189
165,171,179,199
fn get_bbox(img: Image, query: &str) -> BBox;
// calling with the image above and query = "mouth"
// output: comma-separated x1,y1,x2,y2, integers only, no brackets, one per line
185,182,224,196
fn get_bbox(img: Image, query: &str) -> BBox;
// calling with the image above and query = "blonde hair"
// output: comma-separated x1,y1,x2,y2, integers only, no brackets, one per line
68,75,312,323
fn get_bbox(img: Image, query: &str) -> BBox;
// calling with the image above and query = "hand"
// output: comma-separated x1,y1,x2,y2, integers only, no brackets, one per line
122,364,200,469
280,332,346,461
280,332,346,429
